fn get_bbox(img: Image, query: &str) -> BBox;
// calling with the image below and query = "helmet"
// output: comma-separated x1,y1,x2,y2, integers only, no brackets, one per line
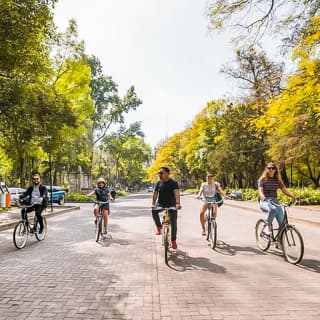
97,177,106,185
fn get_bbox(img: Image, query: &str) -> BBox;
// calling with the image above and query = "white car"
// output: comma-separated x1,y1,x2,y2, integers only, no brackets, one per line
8,187,26,206
146,186,153,192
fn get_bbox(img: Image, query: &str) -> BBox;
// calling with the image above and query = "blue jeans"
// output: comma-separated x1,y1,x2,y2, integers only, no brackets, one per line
259,198,284,226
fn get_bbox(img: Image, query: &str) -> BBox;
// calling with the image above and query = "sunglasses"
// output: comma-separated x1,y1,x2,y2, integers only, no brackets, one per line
32,178,40,180
207,175,213,177
267,167,276,170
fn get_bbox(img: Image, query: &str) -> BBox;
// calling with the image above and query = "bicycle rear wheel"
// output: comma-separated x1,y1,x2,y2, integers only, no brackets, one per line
95,215,102,242
255,219,271,251
35,217,47,241
163,227,170,264
281,225,304,264
208,219,217,249
13,222,29,249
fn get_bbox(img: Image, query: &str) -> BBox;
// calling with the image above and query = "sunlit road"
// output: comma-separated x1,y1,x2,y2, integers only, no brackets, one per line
0,193,319,320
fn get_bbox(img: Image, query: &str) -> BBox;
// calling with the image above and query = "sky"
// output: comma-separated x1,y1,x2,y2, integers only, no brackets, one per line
54,0,236,147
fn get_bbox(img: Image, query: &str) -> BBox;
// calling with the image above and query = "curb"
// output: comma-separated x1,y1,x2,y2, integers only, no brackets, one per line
0,206,80,232
225,202,320,228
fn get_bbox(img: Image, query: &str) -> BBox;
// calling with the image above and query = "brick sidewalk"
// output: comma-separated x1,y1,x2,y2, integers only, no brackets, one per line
0,205,80,231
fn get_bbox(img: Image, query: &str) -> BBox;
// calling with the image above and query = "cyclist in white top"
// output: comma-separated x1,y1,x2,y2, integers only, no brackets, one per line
196,173,227,236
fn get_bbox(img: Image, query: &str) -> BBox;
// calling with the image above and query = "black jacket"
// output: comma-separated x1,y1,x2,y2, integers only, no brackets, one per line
22,184,48,207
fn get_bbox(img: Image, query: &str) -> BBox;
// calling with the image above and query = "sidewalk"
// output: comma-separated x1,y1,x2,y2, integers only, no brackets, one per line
225,200,320,226
0,205,80,231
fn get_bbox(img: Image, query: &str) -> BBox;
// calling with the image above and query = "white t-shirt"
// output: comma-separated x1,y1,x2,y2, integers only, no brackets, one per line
200,182,220,197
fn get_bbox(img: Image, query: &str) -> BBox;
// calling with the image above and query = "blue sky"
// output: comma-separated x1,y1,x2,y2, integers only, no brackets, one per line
54,0,236,146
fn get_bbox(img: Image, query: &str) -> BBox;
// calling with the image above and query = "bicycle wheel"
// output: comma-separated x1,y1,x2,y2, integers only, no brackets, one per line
255,219,271,251
163,227,170,264
208,219,217,249
95,215,102,242
206,213,211,242
281,225,304,264
13,222,29,249
35,217,47,241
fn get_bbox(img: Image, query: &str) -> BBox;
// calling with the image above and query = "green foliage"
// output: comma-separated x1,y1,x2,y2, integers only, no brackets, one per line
66,192,88,201
228,188,320,205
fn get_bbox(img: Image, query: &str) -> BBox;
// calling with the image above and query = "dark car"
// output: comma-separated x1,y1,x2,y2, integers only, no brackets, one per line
8,187,26,206
45,185,66,205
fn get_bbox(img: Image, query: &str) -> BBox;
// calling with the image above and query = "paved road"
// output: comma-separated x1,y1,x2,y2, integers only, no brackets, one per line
0,194,319,320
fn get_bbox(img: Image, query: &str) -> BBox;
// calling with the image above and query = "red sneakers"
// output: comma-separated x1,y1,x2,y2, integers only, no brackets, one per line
171,240,177,249
155,227,162,235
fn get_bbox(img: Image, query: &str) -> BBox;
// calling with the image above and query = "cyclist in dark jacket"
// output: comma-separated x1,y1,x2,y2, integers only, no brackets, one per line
18,173,48,234
87,177,114,234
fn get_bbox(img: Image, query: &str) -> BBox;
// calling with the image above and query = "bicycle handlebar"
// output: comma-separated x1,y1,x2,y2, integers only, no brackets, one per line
152,206,179,210
197,197,224,204
88,197,109,204
266,199,298,207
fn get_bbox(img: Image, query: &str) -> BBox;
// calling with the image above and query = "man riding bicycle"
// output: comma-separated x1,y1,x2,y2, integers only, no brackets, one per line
87,177,113,235
17,173,48,234
151,167,181,249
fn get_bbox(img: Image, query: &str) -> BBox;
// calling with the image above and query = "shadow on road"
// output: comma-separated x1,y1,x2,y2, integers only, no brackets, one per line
168,249,226,273
297,258,320,273
215,240,266,256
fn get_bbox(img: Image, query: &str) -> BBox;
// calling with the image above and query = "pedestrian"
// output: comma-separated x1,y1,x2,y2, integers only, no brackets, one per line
151,167,181,249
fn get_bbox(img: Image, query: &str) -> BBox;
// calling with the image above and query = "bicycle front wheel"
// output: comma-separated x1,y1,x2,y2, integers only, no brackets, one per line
281,225,304,264
95,215,102,242
208,219,217,249
255,219,271,251
163,227,170,264
35,217,47,241
13,222,29,249
206,214,211,242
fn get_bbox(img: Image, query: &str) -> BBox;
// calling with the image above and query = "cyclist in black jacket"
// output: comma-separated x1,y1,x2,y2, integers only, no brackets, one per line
18,173,48,234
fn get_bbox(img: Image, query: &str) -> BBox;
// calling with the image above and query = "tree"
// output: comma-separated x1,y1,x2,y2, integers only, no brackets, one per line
259,16,320,187
208,0,319,46
87,56,142,173
100,122,151,187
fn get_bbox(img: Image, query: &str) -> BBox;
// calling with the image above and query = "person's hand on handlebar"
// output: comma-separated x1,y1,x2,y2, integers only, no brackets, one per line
176,203,181,210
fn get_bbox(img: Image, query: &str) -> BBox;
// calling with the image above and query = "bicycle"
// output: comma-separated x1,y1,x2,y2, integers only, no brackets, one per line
153,206,177,264
13,201,47,249
89,198,110,242
255,200,304,264
201,197,223,250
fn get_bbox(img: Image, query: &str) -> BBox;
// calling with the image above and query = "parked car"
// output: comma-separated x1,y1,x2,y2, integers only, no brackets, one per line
45,185,66,205
8,187,26,206
146,186,153,192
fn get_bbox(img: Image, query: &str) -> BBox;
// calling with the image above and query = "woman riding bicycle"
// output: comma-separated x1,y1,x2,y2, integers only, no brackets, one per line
196,173,227,236
87,177,113,235
258,162,298,235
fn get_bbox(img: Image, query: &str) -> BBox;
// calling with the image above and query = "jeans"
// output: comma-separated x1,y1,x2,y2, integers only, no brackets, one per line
21,204,44,230
152,207,178,241
259,198,284,226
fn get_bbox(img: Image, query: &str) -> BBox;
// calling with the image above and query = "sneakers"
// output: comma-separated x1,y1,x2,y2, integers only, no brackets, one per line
202,230,206,236
155,227,162,235
171,240,177,249
38,226,44,234
103,230,108,235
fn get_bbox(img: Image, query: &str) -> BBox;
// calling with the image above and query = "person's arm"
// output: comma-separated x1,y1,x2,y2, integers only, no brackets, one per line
152,190,158,206
87,190,95,197
217,186,227,198
196,183,203,199
280,186,296,199
107,190,113,201
174,189,181,209
258,187,265,201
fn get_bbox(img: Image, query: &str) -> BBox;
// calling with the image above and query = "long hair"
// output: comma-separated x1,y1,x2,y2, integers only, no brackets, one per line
259,162,285,187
